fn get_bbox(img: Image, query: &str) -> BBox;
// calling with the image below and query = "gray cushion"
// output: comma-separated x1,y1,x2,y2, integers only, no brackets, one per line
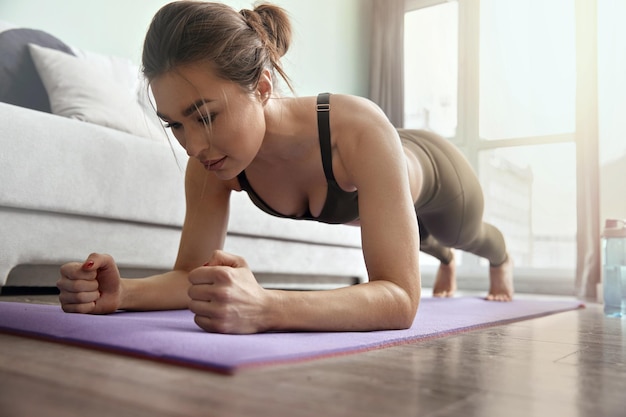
0,28,74,113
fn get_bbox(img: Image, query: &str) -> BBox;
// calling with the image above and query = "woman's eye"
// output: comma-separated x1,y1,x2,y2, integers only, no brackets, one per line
199,114,217,125
164,122,181,130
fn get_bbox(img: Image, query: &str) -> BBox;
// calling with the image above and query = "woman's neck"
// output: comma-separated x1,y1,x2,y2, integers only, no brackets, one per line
256,96,315,163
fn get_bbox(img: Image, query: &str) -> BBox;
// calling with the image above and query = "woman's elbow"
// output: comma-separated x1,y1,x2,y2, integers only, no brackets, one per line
397,298,420,329
387,283,421,330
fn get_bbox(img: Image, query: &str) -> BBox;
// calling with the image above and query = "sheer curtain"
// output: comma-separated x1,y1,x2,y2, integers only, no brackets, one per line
575,0,601,300
368,0,405,127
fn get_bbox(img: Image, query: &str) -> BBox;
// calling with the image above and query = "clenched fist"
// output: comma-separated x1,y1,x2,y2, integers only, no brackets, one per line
188,250,272,334
57,253,122,314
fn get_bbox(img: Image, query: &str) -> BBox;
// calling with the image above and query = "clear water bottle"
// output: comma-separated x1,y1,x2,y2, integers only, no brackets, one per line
602,219,626,317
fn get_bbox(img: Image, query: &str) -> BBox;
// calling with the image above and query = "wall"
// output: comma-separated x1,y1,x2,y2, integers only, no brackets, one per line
0,0,371,97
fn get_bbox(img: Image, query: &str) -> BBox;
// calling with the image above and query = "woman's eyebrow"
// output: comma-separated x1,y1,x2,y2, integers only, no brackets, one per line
156,98,215,121
182,99,215,117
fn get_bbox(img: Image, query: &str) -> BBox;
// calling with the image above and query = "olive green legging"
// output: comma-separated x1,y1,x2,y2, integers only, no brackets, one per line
398,129,508,267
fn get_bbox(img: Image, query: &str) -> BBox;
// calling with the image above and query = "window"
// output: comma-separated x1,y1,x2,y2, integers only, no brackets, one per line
479,143,577,270
479,0,576,140
404,0,579,292
404,2,458,137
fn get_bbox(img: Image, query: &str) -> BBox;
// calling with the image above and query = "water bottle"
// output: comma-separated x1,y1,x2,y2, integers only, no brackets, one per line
602,219,626,317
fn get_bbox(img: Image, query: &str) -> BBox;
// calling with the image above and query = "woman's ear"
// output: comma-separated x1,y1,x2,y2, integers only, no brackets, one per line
256,69,273,104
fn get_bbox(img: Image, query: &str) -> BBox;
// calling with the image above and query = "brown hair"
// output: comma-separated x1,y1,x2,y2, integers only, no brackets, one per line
141,1,293,92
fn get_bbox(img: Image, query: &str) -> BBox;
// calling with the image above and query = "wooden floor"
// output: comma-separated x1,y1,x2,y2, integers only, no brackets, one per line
0,294,624,417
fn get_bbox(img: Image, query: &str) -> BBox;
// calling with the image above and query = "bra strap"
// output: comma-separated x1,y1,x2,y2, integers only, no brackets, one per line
316,92,336,183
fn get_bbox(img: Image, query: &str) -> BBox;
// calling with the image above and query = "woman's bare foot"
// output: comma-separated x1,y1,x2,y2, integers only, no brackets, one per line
433,251,456,297
486,254,514,301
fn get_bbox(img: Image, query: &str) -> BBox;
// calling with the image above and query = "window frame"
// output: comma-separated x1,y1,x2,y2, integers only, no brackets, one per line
404,0,583,295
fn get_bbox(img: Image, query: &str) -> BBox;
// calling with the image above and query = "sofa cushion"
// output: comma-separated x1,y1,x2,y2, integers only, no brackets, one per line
28,44,166,141
0,27,74,113
67,45,173,143
0,102,187,227
69,46,141,98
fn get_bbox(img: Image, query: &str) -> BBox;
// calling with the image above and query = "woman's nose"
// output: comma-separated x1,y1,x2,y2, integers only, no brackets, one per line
185,129,211,158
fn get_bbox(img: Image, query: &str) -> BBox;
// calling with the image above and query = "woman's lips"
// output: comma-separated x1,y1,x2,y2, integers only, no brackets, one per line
204,157,226,171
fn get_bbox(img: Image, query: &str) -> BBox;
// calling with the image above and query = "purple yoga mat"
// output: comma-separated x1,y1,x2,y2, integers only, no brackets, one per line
0,297,583,374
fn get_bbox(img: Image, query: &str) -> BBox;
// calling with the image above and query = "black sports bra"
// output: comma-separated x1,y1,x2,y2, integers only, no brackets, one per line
237,93,359,224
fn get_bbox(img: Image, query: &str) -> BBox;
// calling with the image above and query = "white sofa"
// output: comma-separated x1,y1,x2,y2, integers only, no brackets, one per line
0,25,366,292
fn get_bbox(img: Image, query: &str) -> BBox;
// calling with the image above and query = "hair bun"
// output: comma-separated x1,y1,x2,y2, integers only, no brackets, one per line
240,4,291,58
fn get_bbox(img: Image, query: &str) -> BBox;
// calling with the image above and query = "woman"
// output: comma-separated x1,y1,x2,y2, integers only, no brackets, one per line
57,1,513,334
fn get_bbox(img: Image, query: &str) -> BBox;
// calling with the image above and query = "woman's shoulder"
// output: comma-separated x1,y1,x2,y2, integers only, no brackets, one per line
329,93,379,110
330,94,388,124
288,93,382,116
327,94,394,138
284,93,393,139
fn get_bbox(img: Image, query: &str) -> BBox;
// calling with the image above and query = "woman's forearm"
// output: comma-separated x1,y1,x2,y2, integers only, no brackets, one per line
119,269,191,311
265,279,420,332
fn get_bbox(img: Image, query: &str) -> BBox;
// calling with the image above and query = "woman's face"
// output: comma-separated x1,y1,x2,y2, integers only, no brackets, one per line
151,63,267,180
